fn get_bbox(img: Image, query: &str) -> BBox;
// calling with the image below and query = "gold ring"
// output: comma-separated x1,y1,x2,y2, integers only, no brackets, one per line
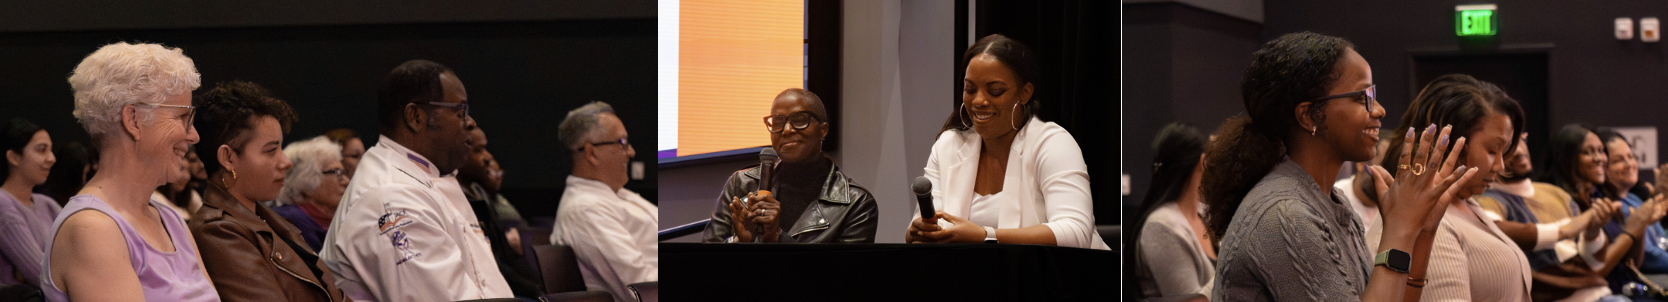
1410,163,1426,175
1399,164,1411,170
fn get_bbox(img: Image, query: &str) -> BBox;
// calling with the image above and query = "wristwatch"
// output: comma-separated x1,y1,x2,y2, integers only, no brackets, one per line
1375,249,1411,274
983,226,998,244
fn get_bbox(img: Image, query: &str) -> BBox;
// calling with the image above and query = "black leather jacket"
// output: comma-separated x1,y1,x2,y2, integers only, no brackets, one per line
701,163,878,243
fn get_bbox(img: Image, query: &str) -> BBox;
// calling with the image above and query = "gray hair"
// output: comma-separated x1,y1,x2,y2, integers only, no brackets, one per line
276,136,342,206
557,101,616,151
68,42,201,145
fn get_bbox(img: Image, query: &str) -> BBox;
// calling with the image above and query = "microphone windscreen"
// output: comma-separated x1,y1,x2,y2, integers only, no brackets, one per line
912,176,932,195
760,147,779,163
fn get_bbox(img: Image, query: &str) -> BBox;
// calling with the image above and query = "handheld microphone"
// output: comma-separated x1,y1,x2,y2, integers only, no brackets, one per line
913,176,935,221
758,148,779,194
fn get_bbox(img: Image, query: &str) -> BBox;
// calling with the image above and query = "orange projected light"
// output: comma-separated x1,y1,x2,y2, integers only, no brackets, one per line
678,0,804,157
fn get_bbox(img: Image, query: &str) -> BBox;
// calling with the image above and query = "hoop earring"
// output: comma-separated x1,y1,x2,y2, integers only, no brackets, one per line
1312,127,1318,136
958,103,971,129
220,169,238,189
1011,102,1025,131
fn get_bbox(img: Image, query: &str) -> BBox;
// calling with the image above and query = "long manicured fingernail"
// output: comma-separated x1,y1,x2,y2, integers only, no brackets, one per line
1428,123,1437,134
1407,127,1415,137
1440,133,1448,145
1457,165,1466,171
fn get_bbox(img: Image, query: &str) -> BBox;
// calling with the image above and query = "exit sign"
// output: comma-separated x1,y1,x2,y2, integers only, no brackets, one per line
1457,4,1498,36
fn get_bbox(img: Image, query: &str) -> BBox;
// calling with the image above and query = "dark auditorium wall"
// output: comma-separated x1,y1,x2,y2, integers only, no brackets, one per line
0,1,656,219
973,0,1123,225
1121,2,1263,224
1263,0,1668,178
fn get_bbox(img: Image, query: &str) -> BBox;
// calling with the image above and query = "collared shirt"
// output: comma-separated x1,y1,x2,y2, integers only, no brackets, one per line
551,175,658,302
320,135,512,302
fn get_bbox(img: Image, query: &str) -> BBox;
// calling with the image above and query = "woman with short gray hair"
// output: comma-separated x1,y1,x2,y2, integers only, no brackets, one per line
41,41,219,302
273,136,347,251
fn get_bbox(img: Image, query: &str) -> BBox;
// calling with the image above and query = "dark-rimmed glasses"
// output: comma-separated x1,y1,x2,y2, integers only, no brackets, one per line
417,101,469,118
763,111,824,133
1310,85,1376,113
590,136,630,149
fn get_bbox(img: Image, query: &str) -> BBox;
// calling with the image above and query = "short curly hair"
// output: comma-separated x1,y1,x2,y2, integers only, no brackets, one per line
192,80,298,175
276,136,342,206
68,42,201,145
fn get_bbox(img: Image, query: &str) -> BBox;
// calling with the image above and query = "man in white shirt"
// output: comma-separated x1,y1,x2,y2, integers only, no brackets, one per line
549,101,657,302
320,60,512,302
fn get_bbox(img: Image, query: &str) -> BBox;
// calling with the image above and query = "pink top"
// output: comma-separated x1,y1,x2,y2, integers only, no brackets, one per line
39,195,219,302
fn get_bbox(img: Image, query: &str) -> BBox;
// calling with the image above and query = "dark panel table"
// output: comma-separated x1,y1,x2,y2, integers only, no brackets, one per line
662,243,1119,301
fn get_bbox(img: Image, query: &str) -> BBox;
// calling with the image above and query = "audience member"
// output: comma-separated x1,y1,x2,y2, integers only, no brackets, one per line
551,101,658,302
43,41,217,301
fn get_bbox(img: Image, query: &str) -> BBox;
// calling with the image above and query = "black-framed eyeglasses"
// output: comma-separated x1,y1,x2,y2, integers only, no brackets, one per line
322,168,348,179
137,103,196,131
1310,85,1376,113
589,137,630,149
417,101,469,118
763,111,824,133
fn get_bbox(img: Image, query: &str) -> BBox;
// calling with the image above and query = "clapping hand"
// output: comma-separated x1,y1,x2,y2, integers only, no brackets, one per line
1367,124,1480,236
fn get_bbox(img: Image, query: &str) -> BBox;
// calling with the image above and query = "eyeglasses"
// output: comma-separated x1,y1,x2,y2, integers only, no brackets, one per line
417,101,469,118
763,111,824,133
589,137,630,149
1310,85,1377,113
322,168,348,180
136,103,196,131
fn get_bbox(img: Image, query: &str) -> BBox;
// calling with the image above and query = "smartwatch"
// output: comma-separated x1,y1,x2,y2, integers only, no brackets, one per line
983,226,998,244
1375,249,1411,274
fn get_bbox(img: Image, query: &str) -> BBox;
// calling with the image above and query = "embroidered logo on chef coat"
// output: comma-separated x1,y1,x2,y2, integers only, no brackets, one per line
390,230,421,265
378,209,414,235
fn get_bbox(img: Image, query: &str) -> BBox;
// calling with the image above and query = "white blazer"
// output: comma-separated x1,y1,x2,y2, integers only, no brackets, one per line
320,136,513,302
918,117,1109,250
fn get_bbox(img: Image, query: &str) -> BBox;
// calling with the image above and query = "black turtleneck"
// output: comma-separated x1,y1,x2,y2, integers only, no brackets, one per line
770,156,833,232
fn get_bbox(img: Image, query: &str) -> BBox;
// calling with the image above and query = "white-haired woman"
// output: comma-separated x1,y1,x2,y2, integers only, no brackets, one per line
272,136,347,252
41,42,218,301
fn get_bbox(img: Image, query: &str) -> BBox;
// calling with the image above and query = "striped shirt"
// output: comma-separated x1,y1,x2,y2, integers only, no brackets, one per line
1419,198,1532,302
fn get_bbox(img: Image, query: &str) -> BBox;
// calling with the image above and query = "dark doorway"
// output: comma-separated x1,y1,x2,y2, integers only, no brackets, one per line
1411,50,1551,168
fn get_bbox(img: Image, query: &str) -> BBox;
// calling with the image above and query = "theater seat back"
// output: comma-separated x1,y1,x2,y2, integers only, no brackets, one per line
627,281,658,302
533,244,590,294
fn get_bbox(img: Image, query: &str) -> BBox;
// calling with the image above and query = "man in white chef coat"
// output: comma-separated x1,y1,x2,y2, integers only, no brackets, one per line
549,101,658,302
320,59,512,302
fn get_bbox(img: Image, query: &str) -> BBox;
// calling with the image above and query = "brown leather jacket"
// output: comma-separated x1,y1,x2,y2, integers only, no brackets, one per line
189,185,350,302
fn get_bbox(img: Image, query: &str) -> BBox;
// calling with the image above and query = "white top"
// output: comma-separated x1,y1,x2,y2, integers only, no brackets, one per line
969,192,1001,228
320,135,512,302
551,175,659,302
1331,176,1377,237
1137,202,1214,299
916,117,1109,250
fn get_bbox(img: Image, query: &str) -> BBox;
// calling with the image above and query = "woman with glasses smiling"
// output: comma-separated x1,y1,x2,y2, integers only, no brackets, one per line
273,136,349,252
42,42,218,302
904,34,1108,250
700,88,880,244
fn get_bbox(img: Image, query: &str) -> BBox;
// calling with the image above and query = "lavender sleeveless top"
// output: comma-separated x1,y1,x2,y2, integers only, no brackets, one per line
38,195,219,302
